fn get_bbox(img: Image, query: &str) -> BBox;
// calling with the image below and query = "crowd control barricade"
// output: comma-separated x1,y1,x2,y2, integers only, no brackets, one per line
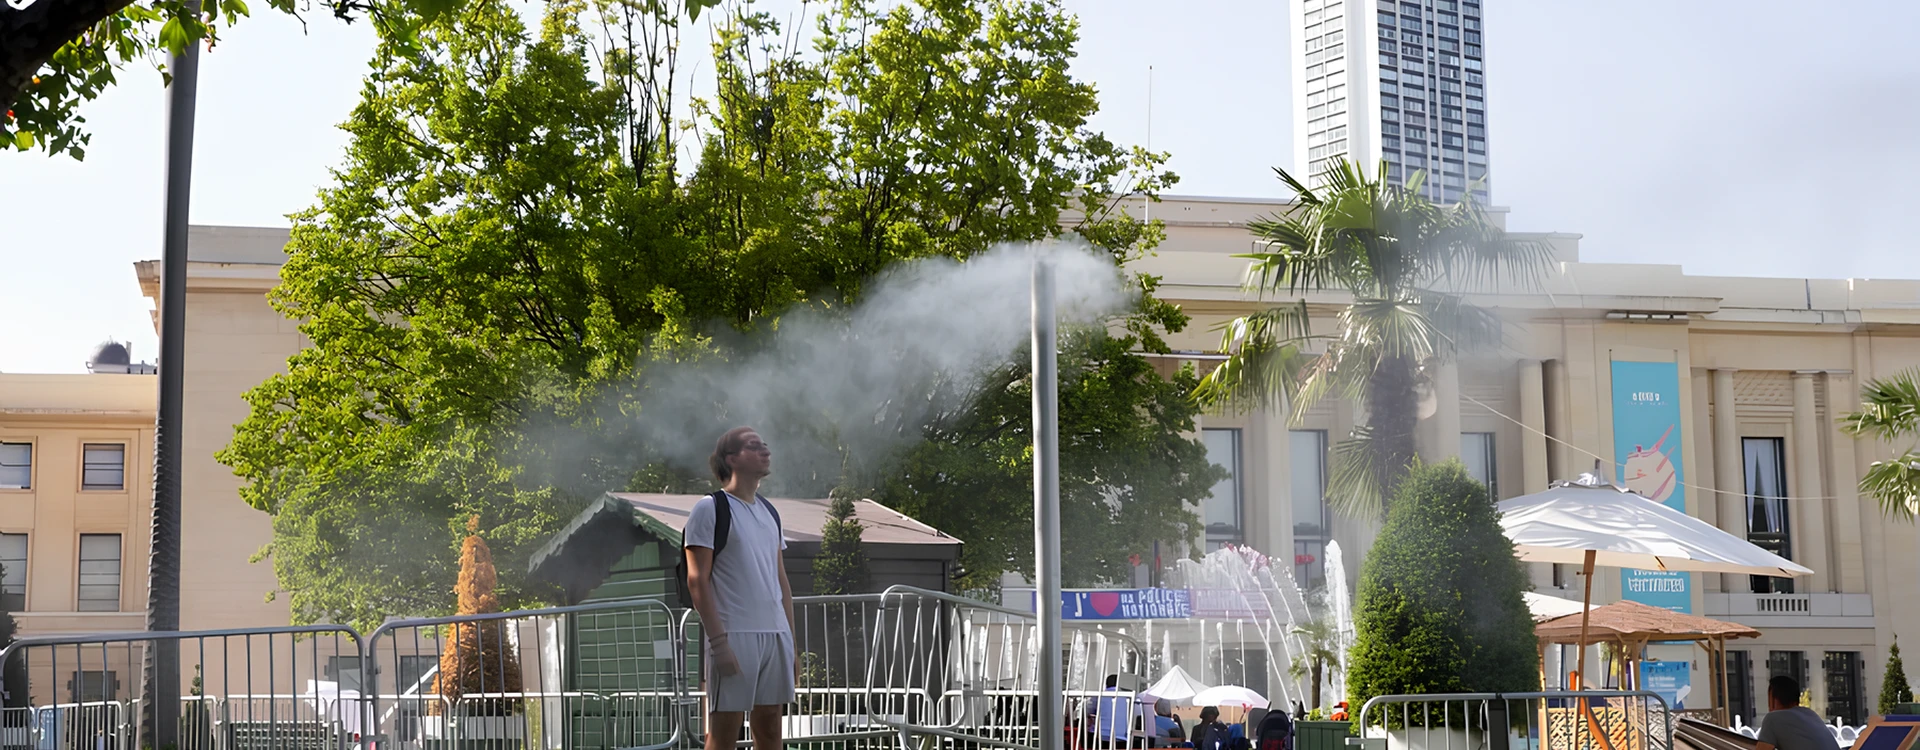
363,597,680,750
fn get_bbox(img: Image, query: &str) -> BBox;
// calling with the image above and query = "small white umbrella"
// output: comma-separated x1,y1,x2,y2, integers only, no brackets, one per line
1192,685,1269,710
1523,591,1595,623
1499,477,1815,688
1139,665,1212,704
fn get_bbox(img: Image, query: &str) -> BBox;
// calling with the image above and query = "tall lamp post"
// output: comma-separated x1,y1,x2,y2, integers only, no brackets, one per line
142,4,199,746
1031,258,1062,750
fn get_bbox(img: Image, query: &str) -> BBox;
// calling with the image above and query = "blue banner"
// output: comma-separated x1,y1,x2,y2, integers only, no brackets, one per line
1041,589,1194,620
1639,660,1691,710
1611,360,1692,613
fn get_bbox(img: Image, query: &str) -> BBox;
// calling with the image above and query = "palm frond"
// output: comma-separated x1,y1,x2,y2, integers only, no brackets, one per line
1327,427,1391,518
1193,304,1318,412
1842,370,1920,441
1861,451,1920,519
1418,290,1506,356
1272,166,1324,208
1342,298,1439,363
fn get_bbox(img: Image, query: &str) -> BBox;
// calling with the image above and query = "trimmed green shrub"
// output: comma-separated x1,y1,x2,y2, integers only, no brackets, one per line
1347,461,1538,728
1883,638,1914,716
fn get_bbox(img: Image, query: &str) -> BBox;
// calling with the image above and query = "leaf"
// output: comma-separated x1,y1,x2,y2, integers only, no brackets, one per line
13,131,33,149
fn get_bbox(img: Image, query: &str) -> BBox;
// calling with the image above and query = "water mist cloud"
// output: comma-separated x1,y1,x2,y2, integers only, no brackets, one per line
632,240,1132,492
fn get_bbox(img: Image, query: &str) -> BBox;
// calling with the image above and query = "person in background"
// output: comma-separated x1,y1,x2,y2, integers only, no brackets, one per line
1755,676,1840,750
1191,706,1233,750
1152,699,1186,747
1092,674,1134,749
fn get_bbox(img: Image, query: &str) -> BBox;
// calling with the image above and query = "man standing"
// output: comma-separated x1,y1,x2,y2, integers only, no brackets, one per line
685,427,796,750
1755,676,1840,750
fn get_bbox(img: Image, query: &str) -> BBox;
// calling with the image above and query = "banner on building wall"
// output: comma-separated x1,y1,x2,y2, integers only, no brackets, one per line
1610,359,1693,613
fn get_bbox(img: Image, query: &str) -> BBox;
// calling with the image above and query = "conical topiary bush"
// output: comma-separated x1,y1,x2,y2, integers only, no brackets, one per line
433,516,524,716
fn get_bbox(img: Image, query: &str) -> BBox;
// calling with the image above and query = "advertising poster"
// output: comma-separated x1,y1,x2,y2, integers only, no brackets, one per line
1639,660,1692,710
1611,359,1692,613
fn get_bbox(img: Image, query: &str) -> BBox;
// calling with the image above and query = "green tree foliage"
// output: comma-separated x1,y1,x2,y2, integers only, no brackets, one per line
1346,462,1536,726
218,0,1211,628
1884,638,1914,715
813,491,870,596
1193,160,1551,516
1841,370,1920,519
1,0,721,159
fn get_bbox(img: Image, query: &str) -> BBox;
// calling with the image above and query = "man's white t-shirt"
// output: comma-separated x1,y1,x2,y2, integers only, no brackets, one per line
683,491,789,634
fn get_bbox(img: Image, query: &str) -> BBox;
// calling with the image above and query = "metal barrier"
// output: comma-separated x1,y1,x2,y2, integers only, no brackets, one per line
0,588,1150,750
0,624,366,750
362,597,681,750
866,586,1145,750
1352,691,1674,750
679,593,904,749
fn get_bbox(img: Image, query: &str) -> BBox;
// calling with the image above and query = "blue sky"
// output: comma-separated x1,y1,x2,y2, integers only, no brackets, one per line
5,1,1919,374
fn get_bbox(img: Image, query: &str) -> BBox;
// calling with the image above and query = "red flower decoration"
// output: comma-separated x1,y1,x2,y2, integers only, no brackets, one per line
1295,553,1317,565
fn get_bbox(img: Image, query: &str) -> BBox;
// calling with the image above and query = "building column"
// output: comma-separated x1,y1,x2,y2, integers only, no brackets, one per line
1712,369,1745,593
1823,371,1866,593
1259,403,1294,564
1519,360,1550,494
1791,371,1832,593
1545,359,1570,480
1419,361,1463,463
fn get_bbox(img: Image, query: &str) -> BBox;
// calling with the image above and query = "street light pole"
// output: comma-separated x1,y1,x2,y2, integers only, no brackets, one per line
1032,257,1062,750
142,5,199,746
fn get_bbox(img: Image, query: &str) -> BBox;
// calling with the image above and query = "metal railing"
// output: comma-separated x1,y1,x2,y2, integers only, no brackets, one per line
362,596,681,750
1352,691,1674,750
0,586,1151,750
0,624,366,750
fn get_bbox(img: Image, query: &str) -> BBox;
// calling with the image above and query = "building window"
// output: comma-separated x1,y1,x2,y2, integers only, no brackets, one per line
1825,651,1865,725
1202,429,1244,551
1292,430,1330,589
68,670,118,703
1743,437,1793,594
1726,650,1755,725
1767,651,1807,701
1461,432,1497,499
81,444,126,491
0,444,29,490
77,534,121,612
0,534,23,612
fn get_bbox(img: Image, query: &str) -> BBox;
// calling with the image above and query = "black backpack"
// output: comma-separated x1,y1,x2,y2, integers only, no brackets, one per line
674,491,784,608
1193,722,1233,750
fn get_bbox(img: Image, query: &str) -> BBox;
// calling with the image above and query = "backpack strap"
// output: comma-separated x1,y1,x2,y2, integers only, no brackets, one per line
761,495,782,538
710,490,732,557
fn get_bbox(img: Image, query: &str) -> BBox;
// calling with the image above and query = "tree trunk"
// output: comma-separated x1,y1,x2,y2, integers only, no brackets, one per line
1368,354,1422,514
1311,662,1323,710
0,0,139,110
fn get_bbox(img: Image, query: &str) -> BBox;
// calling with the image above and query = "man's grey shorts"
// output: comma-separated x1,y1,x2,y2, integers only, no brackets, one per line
708,631,795,712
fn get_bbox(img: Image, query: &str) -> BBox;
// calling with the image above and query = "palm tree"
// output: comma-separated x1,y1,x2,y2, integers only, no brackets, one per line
1288,614,1342,711
1195,159,1552,515
1840,371,1920,517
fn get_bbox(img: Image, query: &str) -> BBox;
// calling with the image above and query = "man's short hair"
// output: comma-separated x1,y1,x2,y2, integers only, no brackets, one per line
710,427,757,481
1155,698,1174,716
1106,674,1120,689
1769,675,1801,707
1199,706,1220,721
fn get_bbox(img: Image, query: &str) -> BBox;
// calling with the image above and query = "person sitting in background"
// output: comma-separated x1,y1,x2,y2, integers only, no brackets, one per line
1152,699,1186,746
1191,707,1233,750
1756,676,1840,750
